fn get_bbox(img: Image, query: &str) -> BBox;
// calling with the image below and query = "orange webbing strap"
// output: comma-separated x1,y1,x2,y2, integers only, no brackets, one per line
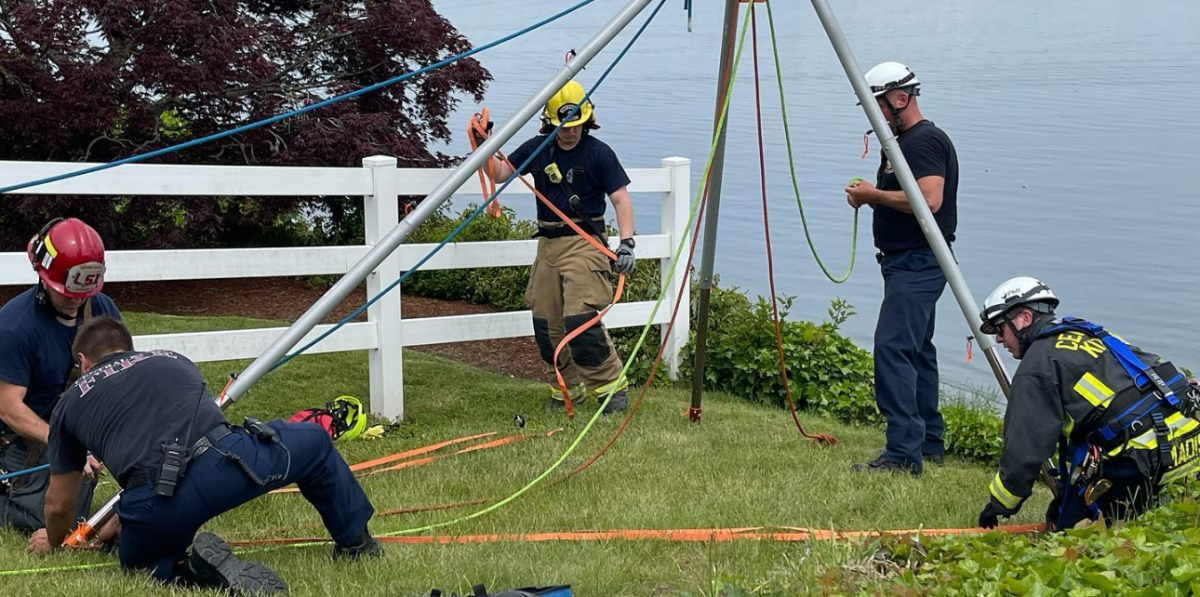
362,428,561,476
269,430,559,494
269,431,497,495
467,109,502,218
350,432,497,472
494,153,622,420
749,7,834,446
227,523,1047,548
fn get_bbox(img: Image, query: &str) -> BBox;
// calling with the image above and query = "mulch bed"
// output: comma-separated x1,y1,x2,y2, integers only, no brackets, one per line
0,278,552,383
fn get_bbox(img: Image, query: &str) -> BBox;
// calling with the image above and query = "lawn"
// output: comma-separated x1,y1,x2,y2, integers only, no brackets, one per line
0,312,1048,596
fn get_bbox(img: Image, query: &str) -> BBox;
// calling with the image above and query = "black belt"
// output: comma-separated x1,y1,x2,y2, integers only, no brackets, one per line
123,424,234,491
535,218,605,240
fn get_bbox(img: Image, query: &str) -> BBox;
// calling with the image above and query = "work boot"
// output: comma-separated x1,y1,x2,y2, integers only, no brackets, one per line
850,453,921,477
600,389,628,415
333,528,384,561
182,532,287,595
924,453,945,467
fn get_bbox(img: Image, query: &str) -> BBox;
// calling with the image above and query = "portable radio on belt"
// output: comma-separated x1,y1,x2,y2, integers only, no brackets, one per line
156,384,207,498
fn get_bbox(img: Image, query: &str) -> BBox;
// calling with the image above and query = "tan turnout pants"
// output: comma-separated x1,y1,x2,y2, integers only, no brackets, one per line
526,230,625,397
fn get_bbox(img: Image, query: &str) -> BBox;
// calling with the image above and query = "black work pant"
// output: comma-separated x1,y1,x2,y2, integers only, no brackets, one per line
0,435,96,534
116,421,375,581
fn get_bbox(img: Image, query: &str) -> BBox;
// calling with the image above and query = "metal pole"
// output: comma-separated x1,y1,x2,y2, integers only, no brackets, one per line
688,0,740,422
221,0,655,404
67,0,656,548
806,0,1013,396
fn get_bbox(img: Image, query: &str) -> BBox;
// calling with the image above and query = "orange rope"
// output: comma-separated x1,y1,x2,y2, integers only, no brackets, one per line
750,4,835,446
468,109,502,218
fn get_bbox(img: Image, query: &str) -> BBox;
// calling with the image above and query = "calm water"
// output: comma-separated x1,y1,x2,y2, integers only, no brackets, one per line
432,0,1200,389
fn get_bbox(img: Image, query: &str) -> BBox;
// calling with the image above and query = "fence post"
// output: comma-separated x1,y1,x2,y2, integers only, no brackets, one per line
660,156,692,380
363,155,404,419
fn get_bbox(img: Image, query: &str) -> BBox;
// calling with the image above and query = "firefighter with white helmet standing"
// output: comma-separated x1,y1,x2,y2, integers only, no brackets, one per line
846,62,960,476
489,80,636,414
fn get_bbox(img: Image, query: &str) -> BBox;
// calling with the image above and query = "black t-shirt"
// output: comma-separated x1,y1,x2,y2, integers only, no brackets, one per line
872,120,958,252
506,135,631,223
48,350,227,486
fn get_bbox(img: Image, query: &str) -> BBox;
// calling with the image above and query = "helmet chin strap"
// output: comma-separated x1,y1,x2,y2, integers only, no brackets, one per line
883,95,906,135
36,281,82,321
1008,312,1056,359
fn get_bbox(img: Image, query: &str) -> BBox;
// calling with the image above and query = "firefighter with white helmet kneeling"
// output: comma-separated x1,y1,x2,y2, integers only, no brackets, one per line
976,277,1200,530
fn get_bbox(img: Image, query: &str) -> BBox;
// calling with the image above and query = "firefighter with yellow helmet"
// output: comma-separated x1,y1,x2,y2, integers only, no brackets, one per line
489,80,635,413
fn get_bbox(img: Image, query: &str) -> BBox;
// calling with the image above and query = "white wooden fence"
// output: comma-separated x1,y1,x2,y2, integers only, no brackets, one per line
0,156,692,420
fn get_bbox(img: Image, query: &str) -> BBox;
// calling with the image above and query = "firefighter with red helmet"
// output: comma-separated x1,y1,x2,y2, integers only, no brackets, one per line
0,218,121,534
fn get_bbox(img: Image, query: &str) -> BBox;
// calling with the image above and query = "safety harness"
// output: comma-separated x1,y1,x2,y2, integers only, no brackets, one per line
1036,317,1199,520
535,141,607,243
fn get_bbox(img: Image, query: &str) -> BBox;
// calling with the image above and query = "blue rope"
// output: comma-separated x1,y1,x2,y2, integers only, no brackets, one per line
0,463,48,482
0,0,664,483
0,0,597,195
271,0,668,371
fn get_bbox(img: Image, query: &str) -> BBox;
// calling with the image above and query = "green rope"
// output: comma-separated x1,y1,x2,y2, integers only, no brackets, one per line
0,0,761,578
763,0,858,284
370,0,757,541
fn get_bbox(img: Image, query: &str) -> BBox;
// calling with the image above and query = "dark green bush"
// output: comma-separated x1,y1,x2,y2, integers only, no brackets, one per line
677,284,879,425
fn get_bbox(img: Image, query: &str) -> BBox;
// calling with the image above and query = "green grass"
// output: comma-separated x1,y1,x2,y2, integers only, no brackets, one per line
0,313,1049,596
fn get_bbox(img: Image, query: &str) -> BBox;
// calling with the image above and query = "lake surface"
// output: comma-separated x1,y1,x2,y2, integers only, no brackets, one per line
432,0,1200,390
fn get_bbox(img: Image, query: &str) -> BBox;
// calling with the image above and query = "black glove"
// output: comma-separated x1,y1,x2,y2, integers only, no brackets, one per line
613,238,636,275
978,498,1019,529
1044,490,1064,531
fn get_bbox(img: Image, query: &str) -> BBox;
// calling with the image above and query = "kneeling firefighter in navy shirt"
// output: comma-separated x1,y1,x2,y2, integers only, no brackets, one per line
28,317,381,595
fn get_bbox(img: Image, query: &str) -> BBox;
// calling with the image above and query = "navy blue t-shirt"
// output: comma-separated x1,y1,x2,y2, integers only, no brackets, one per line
872,120,959,253
49,350,227,486
0,287,121,416
506,135,631,223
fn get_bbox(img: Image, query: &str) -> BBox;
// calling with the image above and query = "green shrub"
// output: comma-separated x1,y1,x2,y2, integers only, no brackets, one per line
401,205,1007,464
404,204,537,311
677,284,879,424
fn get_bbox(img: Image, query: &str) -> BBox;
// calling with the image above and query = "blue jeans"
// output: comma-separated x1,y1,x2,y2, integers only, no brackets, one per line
116,421,374,581
874,246,948,467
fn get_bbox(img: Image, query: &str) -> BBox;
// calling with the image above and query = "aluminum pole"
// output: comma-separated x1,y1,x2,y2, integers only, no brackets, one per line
806,0,1013,395
222,0,655,404
68,0,657,549
688,0,740,422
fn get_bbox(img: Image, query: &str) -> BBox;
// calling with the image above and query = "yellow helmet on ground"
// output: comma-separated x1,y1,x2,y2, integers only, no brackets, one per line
542,80,594,128
332,395,368,442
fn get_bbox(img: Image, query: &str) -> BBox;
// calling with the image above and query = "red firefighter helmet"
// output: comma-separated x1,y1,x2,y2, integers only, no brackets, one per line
26,218,106,299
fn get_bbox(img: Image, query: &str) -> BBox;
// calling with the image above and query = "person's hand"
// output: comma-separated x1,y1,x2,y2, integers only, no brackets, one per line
96,517,122,545
83,455,105,479
845,178,875,209
613,238,636,275
978,498,1019,529
27,528,52,555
